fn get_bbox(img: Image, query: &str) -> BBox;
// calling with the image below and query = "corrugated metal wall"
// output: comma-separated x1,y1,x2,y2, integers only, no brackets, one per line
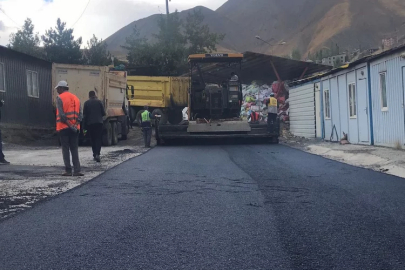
289,83,316,138
370,52,405,147
321,64,371,144
0,47,54,128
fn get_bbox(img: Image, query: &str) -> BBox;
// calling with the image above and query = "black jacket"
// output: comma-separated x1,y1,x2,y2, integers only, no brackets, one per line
83,97,106,128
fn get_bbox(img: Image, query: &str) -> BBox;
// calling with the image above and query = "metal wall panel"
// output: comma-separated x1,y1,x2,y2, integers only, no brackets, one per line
330,77,340,141
347,71,359,144
322,79,332,139
338,74,349,140
370,52,405,147
315,82,322,138
289,83,316,138
0,47,53,128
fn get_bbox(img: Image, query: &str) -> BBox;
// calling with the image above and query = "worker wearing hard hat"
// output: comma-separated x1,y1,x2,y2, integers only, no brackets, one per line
55,81,84,176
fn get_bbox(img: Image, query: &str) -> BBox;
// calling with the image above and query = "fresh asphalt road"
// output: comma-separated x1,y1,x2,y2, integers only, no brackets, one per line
1,143,405,270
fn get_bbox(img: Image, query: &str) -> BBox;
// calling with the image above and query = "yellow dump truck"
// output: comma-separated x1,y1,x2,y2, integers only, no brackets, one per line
52,64,129,146
127,76,189,125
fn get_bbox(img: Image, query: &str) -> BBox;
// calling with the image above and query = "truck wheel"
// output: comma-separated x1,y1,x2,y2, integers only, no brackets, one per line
102,122,113,146
168,109,183,125
129,107,137,124
121,117,129,140
152,109,168,125
112,122,119,145
136,110,144,126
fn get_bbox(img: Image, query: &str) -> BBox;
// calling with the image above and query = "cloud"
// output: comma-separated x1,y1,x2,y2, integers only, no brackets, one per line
0,21,6,32
0,0,227,46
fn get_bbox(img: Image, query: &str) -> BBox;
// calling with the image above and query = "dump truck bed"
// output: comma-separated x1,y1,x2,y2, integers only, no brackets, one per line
52,64,127,118
127,76,189,108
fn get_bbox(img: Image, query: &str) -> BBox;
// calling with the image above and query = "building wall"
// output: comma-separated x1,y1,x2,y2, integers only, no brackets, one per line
289,82,316,138
370,51,405,147
321,64,371,144
315,82,322,138
0,47,54,128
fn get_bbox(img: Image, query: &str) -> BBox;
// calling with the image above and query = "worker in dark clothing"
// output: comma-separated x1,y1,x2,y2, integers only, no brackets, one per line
0,99,10,164
140,106,159,148
83,91,106,162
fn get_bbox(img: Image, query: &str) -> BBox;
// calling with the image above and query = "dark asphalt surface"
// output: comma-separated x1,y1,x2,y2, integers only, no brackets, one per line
1,144,405,269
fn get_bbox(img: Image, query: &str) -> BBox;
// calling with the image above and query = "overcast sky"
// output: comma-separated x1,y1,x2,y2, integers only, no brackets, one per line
0,0,228,46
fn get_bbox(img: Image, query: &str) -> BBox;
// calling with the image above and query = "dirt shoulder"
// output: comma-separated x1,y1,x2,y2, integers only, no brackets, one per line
282,136,405,179
0,127,153,220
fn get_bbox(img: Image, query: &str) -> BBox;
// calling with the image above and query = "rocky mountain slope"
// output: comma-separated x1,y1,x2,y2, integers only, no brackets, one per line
106,0,405,59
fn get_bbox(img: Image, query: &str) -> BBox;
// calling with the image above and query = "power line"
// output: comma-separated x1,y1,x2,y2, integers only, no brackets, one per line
71,0,91,28
0,7,21,28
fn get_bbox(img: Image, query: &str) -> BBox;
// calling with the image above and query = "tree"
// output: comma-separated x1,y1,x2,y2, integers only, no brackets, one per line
9,18,43,58
184,8,225,55
121,26,159,67
42,18,83,64
291,48,302,60
122,9,225,76
83,35,111,66
334,57,343,68
154,11,187,75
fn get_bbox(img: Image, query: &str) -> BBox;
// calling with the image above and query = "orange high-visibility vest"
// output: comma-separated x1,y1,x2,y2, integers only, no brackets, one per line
56,91,81,131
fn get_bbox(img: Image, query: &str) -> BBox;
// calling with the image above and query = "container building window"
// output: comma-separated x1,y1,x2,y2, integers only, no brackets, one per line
379,72,387,110
27,70,39,98
348,83,357,118
0,63,5,92
324,89,331,119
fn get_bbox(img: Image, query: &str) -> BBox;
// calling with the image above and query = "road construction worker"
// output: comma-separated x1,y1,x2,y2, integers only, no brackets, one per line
140,106,158,148
267,93,278,125
83,90,106,163
0,99,9,164
55,81,84,176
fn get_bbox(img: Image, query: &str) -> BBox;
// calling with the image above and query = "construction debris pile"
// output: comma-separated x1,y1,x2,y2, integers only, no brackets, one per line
240,81,290,122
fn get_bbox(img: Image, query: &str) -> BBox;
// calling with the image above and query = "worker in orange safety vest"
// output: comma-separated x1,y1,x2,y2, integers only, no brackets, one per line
55,81,84,177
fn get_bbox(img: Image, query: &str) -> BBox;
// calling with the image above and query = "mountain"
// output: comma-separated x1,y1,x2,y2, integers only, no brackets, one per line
217,0,405,56
105,6,248,59
106,0,405,59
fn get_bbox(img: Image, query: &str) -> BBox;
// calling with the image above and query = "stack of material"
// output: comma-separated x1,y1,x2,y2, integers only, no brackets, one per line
240,81,290,122
240,82,273,122
272,81,290,122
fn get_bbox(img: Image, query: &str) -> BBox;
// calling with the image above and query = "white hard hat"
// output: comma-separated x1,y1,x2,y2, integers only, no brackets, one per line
55,81,68,89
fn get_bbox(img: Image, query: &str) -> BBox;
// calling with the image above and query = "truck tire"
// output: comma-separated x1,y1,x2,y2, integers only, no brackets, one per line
152,109,168,125
102,122,113,146
112,122,119,145
121,117,129,140
168,109,183,125
129,107,137,124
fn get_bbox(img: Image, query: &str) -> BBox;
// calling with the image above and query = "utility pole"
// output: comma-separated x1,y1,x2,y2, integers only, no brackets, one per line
166,0,170,16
